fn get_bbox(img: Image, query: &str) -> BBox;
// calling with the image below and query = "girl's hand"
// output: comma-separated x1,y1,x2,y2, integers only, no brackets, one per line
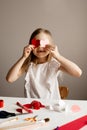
45,44,60,59
22,45,34,59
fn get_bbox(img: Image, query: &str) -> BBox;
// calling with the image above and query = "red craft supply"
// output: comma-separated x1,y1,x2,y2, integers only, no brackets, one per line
24,100,45,110
31,39,40,48
16,100,45,113
0,99,4,108
59,115,87,130
31,38,49,48
16,102,33,113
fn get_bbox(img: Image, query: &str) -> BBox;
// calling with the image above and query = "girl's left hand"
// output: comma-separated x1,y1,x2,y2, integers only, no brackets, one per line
45,44,60,59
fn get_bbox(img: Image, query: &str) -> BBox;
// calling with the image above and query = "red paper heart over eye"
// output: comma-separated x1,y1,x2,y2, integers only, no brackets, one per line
31,39,49,48
31,39,40,48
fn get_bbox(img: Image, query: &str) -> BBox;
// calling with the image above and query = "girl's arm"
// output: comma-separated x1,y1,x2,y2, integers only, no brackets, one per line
6,56,28,83
55,55,82,77
46,45,82,77
6,45,34,83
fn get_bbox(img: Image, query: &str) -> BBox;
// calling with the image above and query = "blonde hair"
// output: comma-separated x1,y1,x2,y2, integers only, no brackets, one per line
28,28,53,64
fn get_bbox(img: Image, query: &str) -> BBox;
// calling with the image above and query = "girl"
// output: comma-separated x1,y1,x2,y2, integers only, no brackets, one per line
6,28,82,99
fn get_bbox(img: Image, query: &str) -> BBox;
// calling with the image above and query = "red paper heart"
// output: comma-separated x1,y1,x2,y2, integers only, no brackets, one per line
16,100,45,114
31,39,40,48
24,100,45,110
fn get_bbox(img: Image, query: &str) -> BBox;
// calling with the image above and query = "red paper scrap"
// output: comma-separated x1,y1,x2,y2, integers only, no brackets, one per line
59,115,87,130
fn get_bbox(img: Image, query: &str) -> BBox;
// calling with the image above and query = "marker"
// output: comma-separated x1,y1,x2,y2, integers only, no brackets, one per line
16,102,33,113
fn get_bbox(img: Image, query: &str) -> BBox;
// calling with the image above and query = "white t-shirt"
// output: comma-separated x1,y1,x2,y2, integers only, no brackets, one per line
25,58,61,100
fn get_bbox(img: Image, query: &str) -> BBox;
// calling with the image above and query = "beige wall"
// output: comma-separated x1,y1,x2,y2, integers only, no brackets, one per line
0,0,87,99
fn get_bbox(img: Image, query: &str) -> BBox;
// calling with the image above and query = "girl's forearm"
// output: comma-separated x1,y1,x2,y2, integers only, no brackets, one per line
6,56,26,83
55,55,82,77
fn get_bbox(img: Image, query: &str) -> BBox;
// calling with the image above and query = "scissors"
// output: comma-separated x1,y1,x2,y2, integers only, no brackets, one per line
0,110,30,118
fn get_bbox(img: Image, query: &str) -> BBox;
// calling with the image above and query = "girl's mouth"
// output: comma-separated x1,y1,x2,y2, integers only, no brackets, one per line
37,50,46,53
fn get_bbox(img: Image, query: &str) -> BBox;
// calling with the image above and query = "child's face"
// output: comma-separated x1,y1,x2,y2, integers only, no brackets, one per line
32,32,52,58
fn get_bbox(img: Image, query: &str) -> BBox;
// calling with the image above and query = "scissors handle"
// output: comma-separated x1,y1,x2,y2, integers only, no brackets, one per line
0,110,16,118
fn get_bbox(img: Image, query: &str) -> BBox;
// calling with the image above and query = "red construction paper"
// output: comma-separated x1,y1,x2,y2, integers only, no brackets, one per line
31,39,49,48
59,115,87,130
0,100,4,108
24,100,45,110
31,39,40,48
16,100,45,113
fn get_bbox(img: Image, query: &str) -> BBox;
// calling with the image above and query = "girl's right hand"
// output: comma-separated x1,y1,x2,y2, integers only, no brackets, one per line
22,45,34,59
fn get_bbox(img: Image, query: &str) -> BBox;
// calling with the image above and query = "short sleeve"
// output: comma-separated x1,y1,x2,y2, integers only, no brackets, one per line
48,58,61,76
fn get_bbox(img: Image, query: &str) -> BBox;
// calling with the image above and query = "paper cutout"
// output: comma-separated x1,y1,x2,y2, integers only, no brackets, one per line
29,100,45,109
59,115,87,130
71,105,81,112
31,39,40,48
31,39,49,48
16,100,45,113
